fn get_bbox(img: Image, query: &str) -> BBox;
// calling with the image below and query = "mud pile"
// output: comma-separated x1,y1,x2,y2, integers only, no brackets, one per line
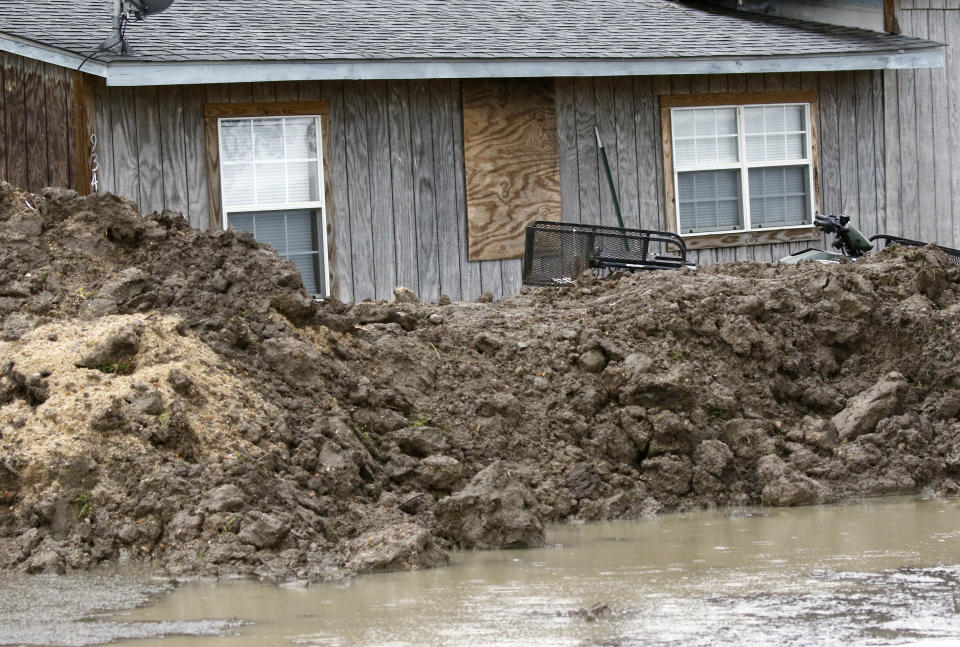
1,182,959,581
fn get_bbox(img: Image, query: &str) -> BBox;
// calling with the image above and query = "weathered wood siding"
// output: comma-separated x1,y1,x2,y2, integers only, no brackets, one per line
92,71,885,302
0,52,86,194
885,0,960,248
92,79,500,302
555,71,884,265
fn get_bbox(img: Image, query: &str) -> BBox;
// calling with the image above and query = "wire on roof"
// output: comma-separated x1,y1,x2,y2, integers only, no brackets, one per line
77,14,129,71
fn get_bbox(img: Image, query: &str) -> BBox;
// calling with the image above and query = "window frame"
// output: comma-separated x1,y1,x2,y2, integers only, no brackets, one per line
203,101,333,297
660,91,822,251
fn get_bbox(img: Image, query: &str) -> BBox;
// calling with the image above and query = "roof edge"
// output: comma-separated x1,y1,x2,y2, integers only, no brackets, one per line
0,34,108,77
0,34,942,86
102,49,945,86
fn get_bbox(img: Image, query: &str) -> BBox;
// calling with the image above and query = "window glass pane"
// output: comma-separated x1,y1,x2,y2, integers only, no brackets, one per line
786,133,805,159
745,104,807,163
286,161,319,203
228,212,254,234
783,166,806,193
763,105,786,133
221,120,253,162
253,212,287,254
677,169,743,233
222,163,255,207
673,110,695,138
678,175,696,203
285,209,317,254
716,109,737,135
255,162,287,205
284,118,318,160
745,134,765,163
765,135,787,161
222,116,324,209
288,253,321,295
765,193,787,223
675,139,696,167
673,108,738,167
717,135,738,163
253,119,284,160
714,194,741,230
749,166,810,228
697,137,718,165
716,169,740,197
694,109,717,137
785,196,808,221
784,105,804,131
744,107,764,134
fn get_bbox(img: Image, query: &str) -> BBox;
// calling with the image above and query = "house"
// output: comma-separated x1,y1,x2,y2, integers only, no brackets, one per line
0,0,948,302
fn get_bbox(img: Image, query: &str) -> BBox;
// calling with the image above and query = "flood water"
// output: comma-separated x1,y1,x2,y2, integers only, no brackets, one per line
10,496,960,647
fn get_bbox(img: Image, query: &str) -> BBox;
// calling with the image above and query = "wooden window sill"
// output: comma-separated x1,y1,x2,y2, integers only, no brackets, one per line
680,226,822,250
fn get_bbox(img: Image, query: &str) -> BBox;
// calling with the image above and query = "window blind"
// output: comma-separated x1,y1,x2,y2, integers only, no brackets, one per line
748,166,810,228
677,169,743,233
672,107,738,168
221,117,320,209
671,103,811,235
744,105,806,163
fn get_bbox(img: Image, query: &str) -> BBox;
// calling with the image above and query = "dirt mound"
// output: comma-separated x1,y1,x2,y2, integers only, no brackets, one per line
2,182,960,581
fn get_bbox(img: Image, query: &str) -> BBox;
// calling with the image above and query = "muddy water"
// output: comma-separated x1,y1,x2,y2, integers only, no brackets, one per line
14,496,960,647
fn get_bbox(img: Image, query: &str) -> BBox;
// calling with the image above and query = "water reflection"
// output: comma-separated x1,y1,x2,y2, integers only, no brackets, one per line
102,497,960,646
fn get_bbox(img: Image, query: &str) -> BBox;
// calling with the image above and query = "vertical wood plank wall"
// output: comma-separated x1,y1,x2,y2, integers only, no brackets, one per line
92,78,511,302
556,71,886,266
0,52,80,194
885,0,960,247
90,71,883,302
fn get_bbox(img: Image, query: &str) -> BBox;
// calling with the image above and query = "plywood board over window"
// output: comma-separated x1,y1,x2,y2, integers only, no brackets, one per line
463,79,561,261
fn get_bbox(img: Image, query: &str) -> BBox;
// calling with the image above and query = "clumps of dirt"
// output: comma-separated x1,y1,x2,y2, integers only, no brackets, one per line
2,181,960,582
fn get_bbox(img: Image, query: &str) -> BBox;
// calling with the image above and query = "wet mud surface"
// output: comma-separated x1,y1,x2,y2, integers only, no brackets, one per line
28,497,960,647
0,573,241,646
2,182,960,581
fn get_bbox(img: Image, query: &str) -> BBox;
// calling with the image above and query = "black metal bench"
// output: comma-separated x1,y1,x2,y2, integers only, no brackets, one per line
869,234,960,266
522,221,693,287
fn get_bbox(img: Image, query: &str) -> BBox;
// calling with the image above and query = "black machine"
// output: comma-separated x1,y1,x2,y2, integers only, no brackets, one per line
781,213,960,265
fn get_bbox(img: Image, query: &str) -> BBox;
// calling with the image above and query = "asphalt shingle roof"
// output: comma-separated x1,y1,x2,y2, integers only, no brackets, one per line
0,0,942,64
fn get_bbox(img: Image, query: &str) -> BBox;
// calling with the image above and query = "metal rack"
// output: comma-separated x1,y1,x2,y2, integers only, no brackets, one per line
870,234,960,266
522,221,693,287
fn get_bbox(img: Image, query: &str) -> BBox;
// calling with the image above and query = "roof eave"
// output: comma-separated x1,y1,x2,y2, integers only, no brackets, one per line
0,34,108,77
100,49,948,86
0,34,943,86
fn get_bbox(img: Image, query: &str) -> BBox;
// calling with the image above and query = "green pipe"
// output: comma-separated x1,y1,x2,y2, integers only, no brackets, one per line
595,127,629,250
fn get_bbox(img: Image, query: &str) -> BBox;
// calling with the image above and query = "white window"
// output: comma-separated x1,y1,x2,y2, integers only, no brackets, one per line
218,115,328,296
670,103,814,236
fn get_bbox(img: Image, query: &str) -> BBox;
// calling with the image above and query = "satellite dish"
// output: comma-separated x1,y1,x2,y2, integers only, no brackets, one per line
126,0,176,19
98,0,176,55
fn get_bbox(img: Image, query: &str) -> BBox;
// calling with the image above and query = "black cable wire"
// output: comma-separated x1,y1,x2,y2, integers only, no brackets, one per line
76,16,187,67
77,15,128,71
76,44,111,72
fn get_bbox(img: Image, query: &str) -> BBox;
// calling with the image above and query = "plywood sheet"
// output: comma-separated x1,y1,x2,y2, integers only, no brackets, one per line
463,79,561,261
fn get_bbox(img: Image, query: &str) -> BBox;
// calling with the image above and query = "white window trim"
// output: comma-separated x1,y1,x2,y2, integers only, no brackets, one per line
670,102,816,238
217,115,331,297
